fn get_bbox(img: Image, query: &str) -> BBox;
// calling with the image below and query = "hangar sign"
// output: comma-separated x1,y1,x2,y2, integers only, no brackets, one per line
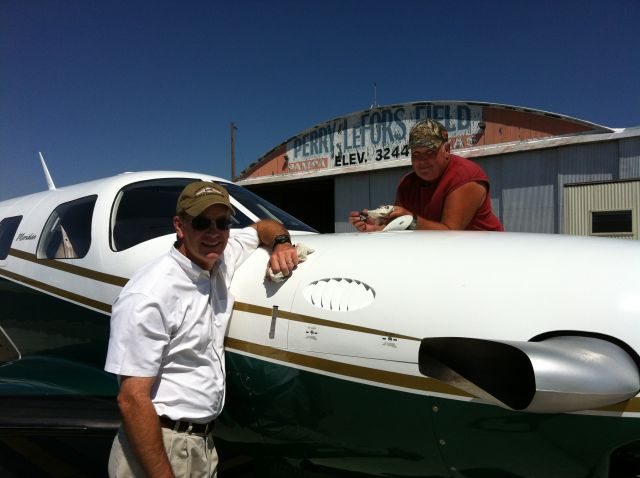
285,103,483,172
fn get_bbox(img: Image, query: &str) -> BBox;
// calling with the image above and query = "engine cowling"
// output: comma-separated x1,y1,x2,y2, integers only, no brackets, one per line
418,335,640,413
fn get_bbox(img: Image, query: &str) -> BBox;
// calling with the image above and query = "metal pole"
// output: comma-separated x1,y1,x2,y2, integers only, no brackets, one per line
230,122,236,181
373,82,377,107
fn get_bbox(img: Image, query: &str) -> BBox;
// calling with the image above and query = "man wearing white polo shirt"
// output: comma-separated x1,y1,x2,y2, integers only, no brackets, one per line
105,181,298,478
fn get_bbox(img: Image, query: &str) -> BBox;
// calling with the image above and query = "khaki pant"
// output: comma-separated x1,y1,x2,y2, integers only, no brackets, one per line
108,426,218,478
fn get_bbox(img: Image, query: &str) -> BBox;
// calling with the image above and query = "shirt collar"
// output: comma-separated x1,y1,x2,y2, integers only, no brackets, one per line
169,245,211,281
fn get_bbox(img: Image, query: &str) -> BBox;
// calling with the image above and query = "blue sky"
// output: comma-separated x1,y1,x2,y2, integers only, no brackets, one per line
1,0,638,200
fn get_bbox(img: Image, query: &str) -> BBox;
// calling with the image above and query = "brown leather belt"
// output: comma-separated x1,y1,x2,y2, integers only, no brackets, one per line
159,416,214,435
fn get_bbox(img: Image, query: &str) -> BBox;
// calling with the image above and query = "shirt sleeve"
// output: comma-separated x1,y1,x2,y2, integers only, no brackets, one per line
104,292,170,377
221,226,260,283
445,157,489,196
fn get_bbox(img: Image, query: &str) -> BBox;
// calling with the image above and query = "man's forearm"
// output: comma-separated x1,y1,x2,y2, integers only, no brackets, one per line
252,219,299,277
414,215,451,230
253,219,290,248
120,396,174,478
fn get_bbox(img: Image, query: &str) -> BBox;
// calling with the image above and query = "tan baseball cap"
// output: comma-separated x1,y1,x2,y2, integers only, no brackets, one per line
408,119,449,150
176,181,235,216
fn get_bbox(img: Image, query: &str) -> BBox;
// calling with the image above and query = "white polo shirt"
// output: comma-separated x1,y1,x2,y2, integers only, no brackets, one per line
105,227,260,422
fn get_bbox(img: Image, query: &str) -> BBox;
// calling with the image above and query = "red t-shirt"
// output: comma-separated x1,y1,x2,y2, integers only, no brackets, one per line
396,155,504,231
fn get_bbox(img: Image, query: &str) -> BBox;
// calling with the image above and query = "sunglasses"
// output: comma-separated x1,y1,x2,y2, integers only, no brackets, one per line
190,215,232,231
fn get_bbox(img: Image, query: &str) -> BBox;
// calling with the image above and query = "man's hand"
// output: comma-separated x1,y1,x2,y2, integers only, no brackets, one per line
387,181,487,231
269,242,299,277
386,206,411,220
252,220,299,277
348,210,384,232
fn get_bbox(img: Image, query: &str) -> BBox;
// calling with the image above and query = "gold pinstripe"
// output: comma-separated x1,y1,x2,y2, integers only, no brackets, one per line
224,336,465,396
9,248,128,286
0,267,112,313
2,253,640,412
233,301,420,341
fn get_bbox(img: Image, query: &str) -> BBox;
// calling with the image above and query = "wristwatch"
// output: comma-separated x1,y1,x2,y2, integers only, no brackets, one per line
273,234,292,248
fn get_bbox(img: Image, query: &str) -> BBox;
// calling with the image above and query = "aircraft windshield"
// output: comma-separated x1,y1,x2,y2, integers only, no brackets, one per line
111,178,315,251
221,182,316,233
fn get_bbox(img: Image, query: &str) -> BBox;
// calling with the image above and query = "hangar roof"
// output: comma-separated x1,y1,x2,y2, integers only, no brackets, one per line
236,101,623,186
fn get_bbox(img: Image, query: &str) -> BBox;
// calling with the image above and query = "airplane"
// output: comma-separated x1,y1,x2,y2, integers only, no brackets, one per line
1,164,640,478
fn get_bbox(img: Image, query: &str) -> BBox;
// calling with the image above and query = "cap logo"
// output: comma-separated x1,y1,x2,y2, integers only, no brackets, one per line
195,186,223,197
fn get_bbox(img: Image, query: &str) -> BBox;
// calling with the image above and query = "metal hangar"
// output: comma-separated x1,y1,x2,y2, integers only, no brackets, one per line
235,101,640,236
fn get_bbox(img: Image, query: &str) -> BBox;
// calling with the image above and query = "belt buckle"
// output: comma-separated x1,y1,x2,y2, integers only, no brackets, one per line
185,420,205,435
161,416,212,435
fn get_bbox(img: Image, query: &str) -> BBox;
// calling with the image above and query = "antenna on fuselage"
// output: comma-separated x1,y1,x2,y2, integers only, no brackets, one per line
38,151,56,191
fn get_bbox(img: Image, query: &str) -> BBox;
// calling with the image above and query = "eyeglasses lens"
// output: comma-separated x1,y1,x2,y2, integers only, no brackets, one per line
191,216,231,231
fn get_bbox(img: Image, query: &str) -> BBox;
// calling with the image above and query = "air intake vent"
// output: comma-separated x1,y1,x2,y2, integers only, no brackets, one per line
303,278,375,312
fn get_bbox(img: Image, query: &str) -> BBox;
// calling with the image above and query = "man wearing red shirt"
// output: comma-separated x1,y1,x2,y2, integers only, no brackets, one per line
349,119,503,232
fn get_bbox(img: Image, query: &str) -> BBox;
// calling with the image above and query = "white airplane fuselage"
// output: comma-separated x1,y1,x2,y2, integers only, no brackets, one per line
1,170,640,477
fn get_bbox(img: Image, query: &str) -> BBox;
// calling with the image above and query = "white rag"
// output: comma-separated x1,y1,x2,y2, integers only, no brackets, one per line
364,205,395,225
267,243,315,282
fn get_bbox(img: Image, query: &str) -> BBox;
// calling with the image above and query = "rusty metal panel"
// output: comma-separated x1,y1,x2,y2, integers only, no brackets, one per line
241,101,611,181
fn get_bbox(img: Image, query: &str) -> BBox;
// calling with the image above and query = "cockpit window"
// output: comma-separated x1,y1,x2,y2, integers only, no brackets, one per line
110,178,314,252
37,196,97,259
222,183,317,233
0,216,22,260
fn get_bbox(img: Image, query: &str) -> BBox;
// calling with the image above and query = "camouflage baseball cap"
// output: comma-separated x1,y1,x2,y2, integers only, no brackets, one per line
408,119,449,150
176,181,235,216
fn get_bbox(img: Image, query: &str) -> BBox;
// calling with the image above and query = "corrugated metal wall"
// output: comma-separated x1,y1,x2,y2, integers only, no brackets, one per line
556,142,618,233
333,137,639,234
565,181,640,239
334,168,410,233
478,142,619,233
620,137,640,178
474,155,504,227
480,150,559,233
